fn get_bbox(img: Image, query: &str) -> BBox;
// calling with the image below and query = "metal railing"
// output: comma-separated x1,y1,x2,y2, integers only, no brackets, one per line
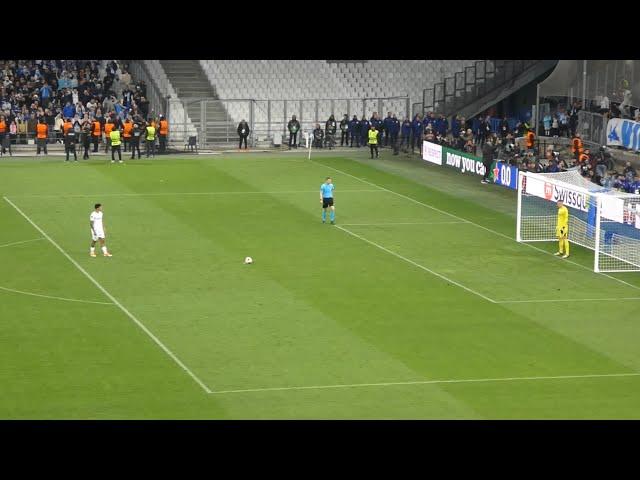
576,110,607,146
165,96,410,148
424,60,540,117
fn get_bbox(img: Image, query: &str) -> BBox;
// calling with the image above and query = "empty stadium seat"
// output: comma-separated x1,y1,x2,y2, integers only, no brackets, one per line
197,60,478,125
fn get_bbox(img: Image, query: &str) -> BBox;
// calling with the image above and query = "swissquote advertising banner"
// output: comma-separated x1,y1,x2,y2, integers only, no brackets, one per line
606,117,640,150
422,141,442,165
636,204,640,230
441,146,492,179
521,173,591,212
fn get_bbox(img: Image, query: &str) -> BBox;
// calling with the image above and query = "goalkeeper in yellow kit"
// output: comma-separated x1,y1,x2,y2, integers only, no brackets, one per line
554,200,570,258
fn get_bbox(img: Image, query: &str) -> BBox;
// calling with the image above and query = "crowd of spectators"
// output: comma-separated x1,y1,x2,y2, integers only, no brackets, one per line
304,106,636,194
0,59,156,147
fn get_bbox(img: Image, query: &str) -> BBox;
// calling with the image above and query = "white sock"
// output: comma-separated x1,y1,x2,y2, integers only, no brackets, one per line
90,247,95,254
101,246,108,254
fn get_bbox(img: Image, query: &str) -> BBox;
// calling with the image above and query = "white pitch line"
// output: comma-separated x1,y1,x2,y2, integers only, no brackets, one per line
10,189,384,198
0,285,115,305
3,196,212,394
335,225,497,303
310,159,640,293
0,237,44,248
210,372,640,394
340,221,468,226
496,297,640,304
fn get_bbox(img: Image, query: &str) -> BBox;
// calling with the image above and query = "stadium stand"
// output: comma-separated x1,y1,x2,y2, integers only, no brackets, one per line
0,59,155,150
201,60,476,103
199,60,477,125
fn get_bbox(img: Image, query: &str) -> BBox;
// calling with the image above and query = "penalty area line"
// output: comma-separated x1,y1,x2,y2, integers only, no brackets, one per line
335,225,497,304
340,221,468,226
209,372,640,395
0,237,45,248
0,285,115,305
496,297,640,304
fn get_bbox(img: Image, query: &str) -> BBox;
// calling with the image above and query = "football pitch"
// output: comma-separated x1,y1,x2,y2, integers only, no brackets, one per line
1,149,640,419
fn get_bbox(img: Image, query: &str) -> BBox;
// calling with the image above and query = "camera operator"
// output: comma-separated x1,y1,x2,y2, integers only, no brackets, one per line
313,123,324,148
287,115,301,149
481,135,497,184
325,115,337,149
339,114,349,147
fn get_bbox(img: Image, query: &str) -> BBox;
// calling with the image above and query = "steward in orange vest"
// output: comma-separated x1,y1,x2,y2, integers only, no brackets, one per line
122,119,133,152
104,121,114,153
91,119,102,152
158,115,169,154
571,134,584,160
0,115,6,154
63,119,73,134
36,118,48,155
525,129,535,150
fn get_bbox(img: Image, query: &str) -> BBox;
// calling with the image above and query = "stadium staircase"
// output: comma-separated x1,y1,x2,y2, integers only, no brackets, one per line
431,60,558,120
159,60,236,146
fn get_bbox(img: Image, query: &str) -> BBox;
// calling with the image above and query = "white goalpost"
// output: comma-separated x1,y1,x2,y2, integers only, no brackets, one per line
517,169,640,272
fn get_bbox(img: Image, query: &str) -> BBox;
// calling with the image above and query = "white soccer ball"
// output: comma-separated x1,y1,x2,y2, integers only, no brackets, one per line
244,256,253,264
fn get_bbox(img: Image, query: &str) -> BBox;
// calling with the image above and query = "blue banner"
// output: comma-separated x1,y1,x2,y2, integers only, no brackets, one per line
606,117,640,150
492,162,518,190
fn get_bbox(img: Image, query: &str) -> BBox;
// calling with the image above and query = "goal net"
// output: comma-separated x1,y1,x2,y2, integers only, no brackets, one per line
517,169,640,272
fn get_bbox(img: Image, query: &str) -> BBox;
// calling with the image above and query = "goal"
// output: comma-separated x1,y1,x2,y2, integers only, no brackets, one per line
517,169,640,272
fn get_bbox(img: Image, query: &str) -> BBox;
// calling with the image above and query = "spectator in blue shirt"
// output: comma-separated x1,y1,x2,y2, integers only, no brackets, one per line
543,113,552,136
62,101,75,119
547,159,560,173
623,161,637,181
360,117,370,148
40,82,52,107
401,117,412,151
389,114,400,151
383,111,393,147
451,115,461,138
437,114,448,136
348,115,360,147
433,115,441,135
424,112,436,130
411,114,423,153
625,175,640,194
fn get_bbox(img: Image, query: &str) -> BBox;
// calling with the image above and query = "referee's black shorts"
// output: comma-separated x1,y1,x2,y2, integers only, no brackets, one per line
322,197,334,208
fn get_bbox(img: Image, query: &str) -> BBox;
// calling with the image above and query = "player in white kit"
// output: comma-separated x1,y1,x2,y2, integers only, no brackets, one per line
90,203,112,257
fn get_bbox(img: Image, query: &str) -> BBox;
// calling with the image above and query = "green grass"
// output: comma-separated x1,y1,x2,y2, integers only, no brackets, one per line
1,149,640,419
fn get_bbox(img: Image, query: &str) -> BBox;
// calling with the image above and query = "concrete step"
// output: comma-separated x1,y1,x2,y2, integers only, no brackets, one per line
159,59,234,141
